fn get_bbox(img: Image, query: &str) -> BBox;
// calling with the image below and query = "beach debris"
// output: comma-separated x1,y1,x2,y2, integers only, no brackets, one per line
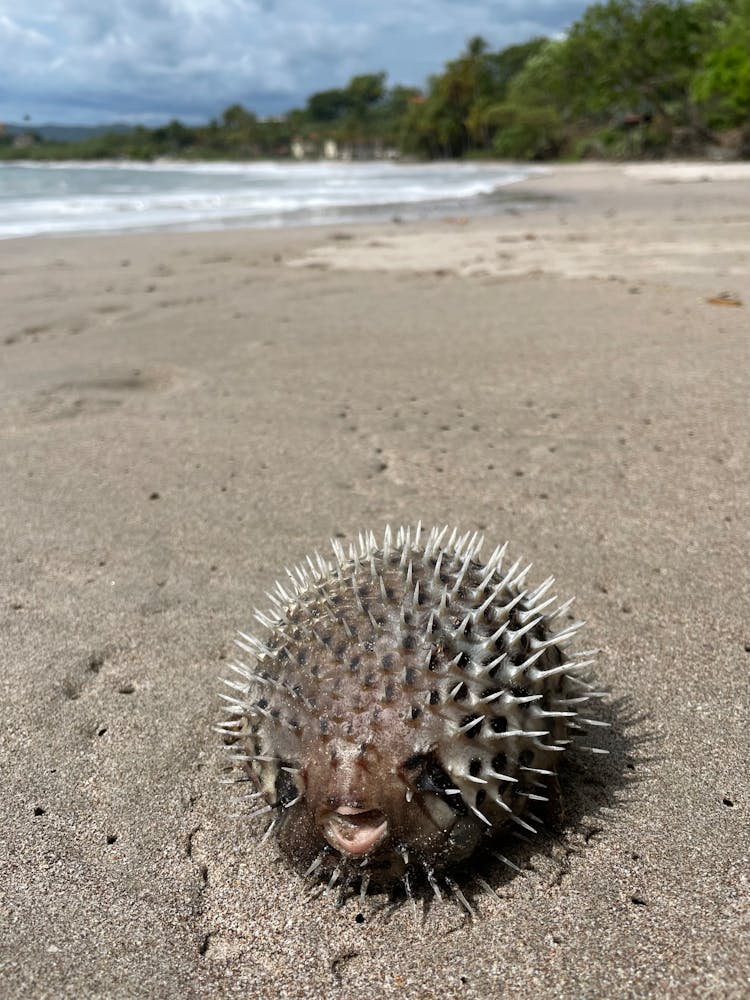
705,292,743,307
217,524,606,910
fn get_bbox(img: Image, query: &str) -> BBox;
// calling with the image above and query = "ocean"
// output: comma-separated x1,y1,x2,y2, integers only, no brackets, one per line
0,160,540,239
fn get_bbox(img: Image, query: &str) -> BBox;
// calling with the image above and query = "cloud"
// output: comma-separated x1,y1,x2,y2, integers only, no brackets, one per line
0,0,587,124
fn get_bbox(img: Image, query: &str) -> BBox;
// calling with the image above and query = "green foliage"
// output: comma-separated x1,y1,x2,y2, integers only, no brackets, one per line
690,0,750,127
574,115,674,158
484,38,550,97
561,0,703,117
303,73,386,129
505,41,571,116
504,0,748,156
346,73,387,112
404,35,547,156
490,104,565,159
1,0,746,165
507,0,708,127
306,88,351,122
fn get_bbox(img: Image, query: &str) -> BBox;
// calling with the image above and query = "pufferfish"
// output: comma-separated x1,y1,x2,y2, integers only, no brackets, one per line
217,525,605,912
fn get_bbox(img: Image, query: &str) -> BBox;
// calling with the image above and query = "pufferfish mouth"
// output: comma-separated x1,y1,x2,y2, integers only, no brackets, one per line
323,806,389,857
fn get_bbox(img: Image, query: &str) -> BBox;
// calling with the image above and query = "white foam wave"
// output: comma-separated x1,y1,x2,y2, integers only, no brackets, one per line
0,160,539,238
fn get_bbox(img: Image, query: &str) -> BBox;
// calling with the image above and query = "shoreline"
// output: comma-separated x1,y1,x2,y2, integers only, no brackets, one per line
1,162,747,998
4,161,744,296
0,159,539,242
2,159,749,243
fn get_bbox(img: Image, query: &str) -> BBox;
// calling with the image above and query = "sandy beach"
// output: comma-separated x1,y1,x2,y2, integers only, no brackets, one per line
1,162,747,999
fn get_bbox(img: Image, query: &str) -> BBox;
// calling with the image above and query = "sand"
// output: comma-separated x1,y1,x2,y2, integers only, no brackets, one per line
0,162,747,999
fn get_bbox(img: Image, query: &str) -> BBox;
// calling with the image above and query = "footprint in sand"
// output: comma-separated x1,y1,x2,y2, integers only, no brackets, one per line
25,365,198,422
3,323,53,346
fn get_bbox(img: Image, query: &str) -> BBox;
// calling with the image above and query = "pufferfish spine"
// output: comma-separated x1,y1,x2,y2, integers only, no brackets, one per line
217,524,606,912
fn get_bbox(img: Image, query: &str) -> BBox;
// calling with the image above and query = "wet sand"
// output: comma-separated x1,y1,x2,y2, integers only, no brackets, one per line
1,162,747,998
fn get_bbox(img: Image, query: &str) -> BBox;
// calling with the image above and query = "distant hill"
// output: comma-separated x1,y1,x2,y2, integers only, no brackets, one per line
3,123,135,141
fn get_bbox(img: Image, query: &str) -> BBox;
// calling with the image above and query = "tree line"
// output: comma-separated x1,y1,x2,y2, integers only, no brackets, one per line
2,0,747,162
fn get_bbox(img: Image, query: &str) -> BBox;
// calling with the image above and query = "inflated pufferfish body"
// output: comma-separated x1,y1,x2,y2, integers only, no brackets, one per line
218,525,601,903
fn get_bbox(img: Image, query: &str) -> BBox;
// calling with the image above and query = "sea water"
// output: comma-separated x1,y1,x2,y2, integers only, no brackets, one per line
0,160,539,239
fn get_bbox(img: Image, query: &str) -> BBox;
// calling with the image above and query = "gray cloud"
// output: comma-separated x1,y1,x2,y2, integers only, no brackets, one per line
0,0,588,124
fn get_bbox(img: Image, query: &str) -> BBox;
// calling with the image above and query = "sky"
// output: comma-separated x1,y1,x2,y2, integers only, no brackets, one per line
0,1,590,126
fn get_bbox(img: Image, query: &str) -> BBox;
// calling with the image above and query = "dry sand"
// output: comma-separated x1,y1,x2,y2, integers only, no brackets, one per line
0,162,747,999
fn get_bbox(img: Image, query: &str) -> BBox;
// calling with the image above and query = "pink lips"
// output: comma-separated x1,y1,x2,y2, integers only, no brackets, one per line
323,806,389,856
